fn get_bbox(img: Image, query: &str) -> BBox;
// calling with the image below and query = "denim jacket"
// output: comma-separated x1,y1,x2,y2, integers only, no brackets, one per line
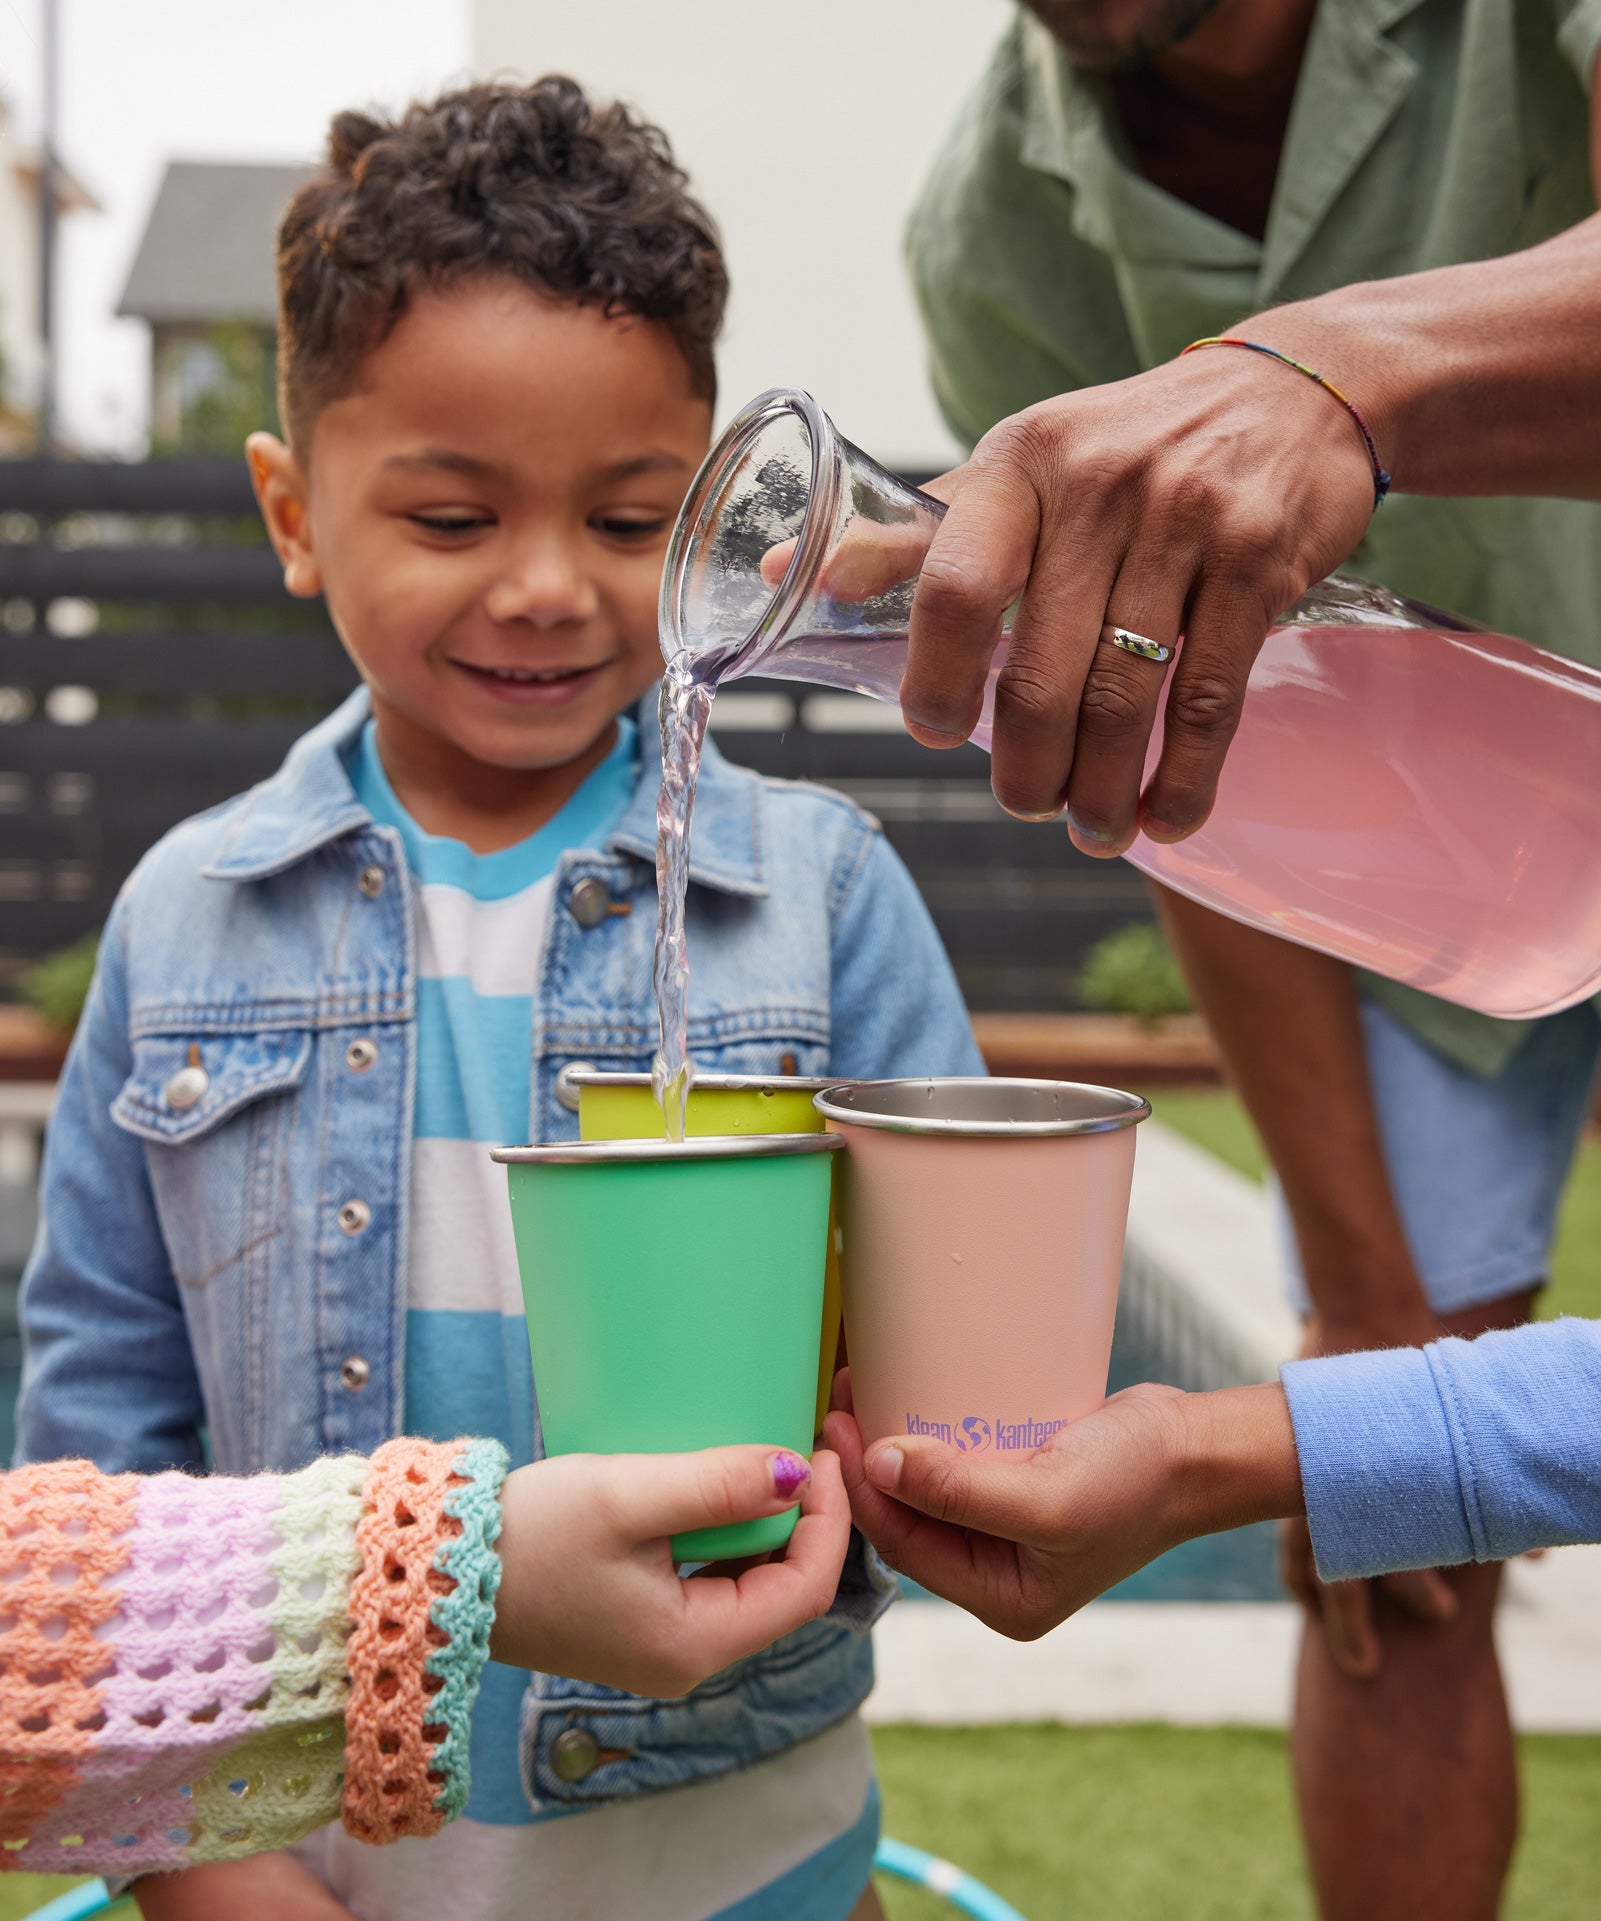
18,687,983,1810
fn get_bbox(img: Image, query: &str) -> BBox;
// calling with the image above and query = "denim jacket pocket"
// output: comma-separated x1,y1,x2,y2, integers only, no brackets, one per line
520,1617,874,1811
111,1030,311,1292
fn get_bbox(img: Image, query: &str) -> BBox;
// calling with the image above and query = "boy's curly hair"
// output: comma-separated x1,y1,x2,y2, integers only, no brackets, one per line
276,77,728,448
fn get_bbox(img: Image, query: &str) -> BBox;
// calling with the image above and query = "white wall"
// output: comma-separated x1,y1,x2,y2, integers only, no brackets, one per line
474,0,1013,471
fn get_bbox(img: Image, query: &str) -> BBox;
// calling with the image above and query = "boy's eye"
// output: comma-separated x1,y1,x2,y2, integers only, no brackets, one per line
592,515,670,540
409,512,493,535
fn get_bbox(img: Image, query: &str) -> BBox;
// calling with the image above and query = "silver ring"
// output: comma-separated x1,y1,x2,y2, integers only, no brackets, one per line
1101,623,1172,665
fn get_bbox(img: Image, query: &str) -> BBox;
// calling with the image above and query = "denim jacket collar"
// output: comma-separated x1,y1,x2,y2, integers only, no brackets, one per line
203,686,769,899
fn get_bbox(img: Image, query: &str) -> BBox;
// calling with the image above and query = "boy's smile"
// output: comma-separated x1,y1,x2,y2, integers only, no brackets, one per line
249,279,713,850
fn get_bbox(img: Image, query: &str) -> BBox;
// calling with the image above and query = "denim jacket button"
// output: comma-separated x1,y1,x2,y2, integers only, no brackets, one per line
554,1062,596,1114
338,1199,371,1236
549,1727,599,1782
567,878,612,928
358,864,386,899
163,1065,209,1111
340,1356,370,1391
345,1038,378,1073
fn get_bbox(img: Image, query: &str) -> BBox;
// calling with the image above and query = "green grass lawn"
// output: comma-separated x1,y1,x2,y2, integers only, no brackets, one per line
7,1726,1596,1921
873,1724,1601,1921
1142,1086,1601,1322
0,1881,134,1921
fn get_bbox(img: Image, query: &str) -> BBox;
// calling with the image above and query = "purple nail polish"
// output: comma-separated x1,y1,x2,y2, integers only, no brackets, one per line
771,1450,811,1498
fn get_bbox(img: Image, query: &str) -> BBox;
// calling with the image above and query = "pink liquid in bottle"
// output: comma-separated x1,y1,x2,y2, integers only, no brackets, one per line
1125,623,1601,1019
760,620,1601,1020
666,391,1601,1021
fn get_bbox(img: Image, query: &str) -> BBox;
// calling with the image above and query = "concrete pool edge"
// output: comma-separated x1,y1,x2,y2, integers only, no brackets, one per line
1120,1118,1300,1391
866,1549,1601,1734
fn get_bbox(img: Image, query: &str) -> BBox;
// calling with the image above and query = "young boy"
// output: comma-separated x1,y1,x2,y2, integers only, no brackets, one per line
16,79,983,1921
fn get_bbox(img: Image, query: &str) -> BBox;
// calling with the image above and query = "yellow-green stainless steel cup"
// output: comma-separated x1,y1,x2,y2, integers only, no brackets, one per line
570,1072,846,1434
491,1134,842,1561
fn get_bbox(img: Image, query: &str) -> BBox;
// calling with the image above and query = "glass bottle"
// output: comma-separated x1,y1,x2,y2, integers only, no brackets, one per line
660,388,1601,1021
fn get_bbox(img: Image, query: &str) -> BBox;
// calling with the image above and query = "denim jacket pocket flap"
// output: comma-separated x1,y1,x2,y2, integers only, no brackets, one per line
112,1031,313,1144
519,1616,872,1809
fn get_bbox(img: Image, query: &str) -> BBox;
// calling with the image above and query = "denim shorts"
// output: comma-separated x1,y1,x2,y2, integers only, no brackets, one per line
1281,998,1601,1317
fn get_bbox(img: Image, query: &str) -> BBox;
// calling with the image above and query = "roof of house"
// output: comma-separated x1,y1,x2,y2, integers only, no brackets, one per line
0,93,99,213
117,161,313,327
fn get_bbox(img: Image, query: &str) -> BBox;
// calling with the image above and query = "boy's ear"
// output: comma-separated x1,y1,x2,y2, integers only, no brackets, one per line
246,432,322,600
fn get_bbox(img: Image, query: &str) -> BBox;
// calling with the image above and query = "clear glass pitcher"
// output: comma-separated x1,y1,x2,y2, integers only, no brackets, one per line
660,388,1601,1020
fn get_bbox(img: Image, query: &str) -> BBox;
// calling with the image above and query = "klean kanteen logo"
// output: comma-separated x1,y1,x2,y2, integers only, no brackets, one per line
905,1414,1068,1451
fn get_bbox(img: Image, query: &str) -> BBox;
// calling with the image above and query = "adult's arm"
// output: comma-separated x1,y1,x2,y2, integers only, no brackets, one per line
827,1316,1601,1638
903,57,1601,841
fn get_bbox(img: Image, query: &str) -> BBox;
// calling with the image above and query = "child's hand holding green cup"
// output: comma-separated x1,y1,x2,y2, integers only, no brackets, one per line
493,1131,841,1561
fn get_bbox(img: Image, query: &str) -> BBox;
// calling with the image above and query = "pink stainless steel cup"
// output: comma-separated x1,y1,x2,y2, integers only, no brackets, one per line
814,1078,1150,1455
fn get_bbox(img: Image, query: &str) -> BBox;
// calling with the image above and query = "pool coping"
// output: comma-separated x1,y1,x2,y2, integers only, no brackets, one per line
867,1549,1601,1734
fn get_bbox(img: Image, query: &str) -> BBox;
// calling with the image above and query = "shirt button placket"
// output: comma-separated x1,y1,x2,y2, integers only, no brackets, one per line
326,840,403,1450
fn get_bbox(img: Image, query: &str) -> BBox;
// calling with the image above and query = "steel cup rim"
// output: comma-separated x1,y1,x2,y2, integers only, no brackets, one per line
491,1132,844,1166
565,1069,840,1094
812,1076,1151,1138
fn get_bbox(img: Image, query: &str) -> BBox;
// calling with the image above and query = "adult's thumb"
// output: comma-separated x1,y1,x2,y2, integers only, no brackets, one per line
604,1445,813,1543
863,1435,1049,1541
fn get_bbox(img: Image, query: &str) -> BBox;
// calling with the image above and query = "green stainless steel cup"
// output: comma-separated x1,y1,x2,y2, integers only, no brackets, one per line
490,1133,843,1561
568,1071,846,1438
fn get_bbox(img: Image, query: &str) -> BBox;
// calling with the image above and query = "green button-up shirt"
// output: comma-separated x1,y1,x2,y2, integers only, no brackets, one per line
907,0,1601,1074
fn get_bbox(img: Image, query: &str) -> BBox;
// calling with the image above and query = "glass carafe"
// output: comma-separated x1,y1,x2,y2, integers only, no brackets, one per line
660,388,1601,1020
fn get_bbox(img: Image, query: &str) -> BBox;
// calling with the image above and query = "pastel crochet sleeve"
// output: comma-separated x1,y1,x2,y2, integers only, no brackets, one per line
0,1435,506,1877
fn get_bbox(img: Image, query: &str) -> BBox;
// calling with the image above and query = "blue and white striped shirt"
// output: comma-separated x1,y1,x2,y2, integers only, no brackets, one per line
291,717,877,1920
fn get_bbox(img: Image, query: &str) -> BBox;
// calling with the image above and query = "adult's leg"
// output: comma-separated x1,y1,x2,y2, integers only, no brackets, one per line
1158,891,1601,1921
1292,1288,1533,1921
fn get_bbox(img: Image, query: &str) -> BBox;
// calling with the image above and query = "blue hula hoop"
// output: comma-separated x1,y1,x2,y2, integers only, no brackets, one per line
27,1845,1025,1920
873,1836,1028,1920
21,1885,116,1921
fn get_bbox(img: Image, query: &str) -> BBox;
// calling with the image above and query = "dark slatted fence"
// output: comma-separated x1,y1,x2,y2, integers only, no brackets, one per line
0,458,1151,1011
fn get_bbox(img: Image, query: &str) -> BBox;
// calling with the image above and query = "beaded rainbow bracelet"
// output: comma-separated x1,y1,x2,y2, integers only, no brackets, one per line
1180,336,1392,511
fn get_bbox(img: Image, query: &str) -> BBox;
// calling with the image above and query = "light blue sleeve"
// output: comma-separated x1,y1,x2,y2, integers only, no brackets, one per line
826,824,986,1081
1281,1317,1601,1581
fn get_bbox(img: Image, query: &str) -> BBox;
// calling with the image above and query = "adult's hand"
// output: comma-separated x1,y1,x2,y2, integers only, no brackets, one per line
824,1377,1303,1639
901,341,1378,852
